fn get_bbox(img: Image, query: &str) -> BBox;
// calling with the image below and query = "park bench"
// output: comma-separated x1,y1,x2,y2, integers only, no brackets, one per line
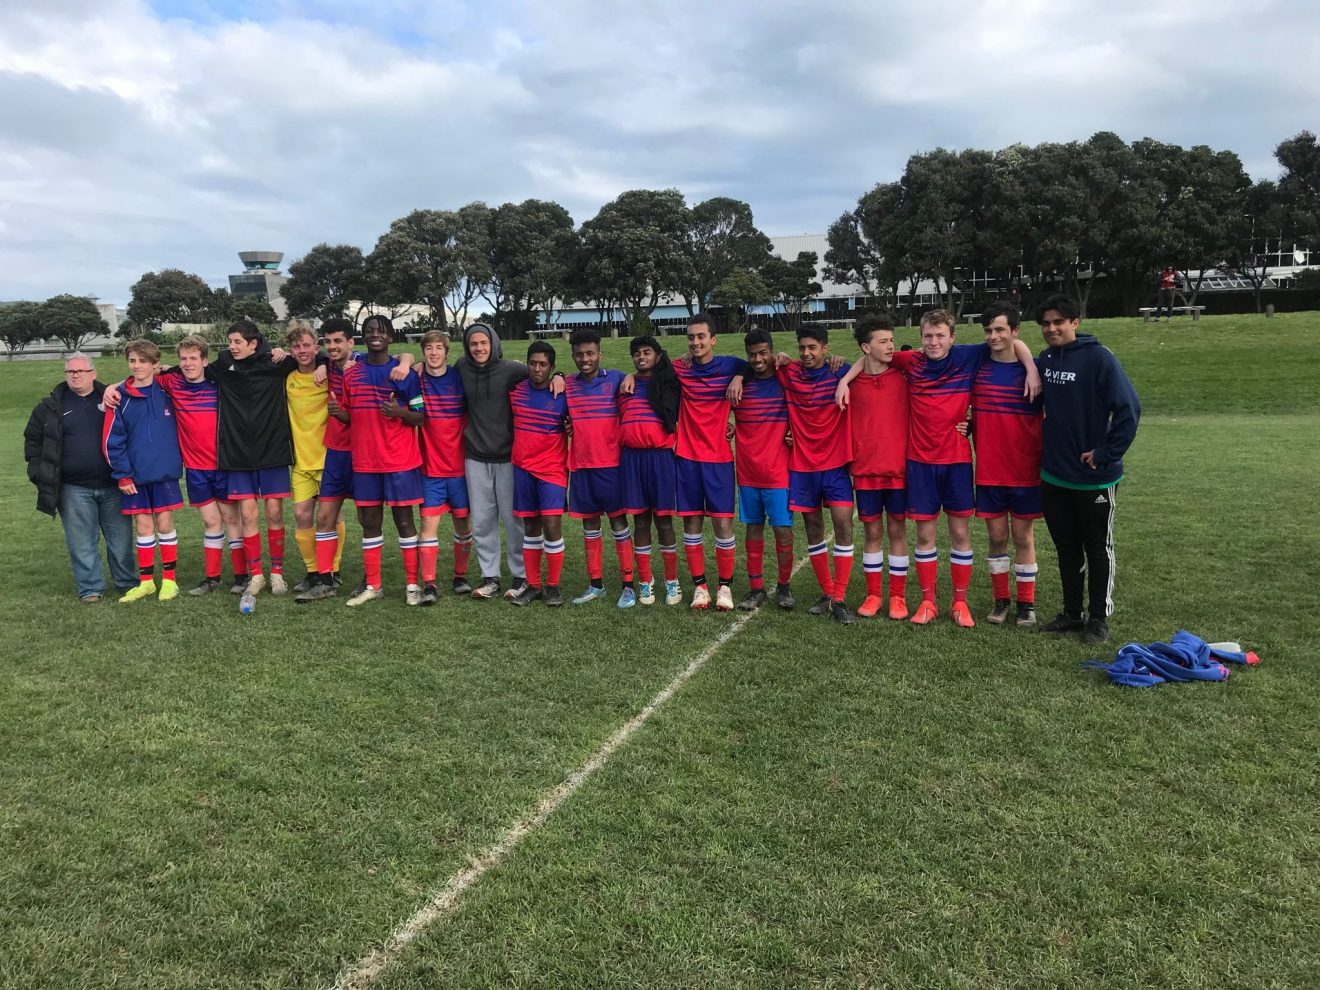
1139,306,1206,322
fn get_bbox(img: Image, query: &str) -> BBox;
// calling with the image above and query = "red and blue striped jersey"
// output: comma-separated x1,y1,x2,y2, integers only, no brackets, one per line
733,373,789,489
891,344,988,465
675,355,745,463
618,377,673,450
325,352,365,452
419,367,466,478
776,360,852,472
157,370,219,470
971,359,1042,486
565,368,624,470
511,380,568,485
341,359,422,473
849,368,908,489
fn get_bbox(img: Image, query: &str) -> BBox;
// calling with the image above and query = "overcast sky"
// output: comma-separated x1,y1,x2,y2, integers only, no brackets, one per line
1,0,1316,303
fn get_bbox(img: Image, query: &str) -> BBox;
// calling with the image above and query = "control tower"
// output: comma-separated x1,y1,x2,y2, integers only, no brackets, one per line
229,251,288,320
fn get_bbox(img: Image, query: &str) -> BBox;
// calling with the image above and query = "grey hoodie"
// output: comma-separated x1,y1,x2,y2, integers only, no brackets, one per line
453,323,530,462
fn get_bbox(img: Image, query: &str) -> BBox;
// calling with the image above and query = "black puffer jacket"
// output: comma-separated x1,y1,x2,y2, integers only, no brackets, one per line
23,380,107,517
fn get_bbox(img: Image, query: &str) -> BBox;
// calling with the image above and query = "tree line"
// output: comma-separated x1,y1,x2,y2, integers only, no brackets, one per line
0,296,111,359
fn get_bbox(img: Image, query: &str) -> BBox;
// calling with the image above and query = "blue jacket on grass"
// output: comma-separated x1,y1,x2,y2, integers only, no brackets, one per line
1037,335,1140,488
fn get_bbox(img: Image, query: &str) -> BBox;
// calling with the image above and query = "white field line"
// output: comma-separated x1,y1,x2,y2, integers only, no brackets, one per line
330,557,808,990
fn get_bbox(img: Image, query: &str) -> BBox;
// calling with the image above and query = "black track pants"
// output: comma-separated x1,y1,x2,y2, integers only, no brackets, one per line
1041,481,1118,618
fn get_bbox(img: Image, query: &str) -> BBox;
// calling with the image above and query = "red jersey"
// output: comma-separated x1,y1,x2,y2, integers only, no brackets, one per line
157,370,219,470
419,367,466,478
1160,268,1177,290
776,360,852,472
675,354,745,463
510,379,568,486
341,358,423,473
619,377,673,450
733,373,789,489
891,345,988,465
849,367,909,490
971,358,1042,487
325,352,364,452
565,368,624,470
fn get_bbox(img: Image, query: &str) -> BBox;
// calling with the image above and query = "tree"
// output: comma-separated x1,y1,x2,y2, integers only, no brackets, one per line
761,252,821,333
1157,144,1251,306
481,199,578,339
1229,180,1291,312
1276,130,1320,245
282,243,367,321
0,301,42,359
710,269,770,334
579,189,691,331
681,197,772,315
126,269,214,333
367,209,466,331
40,294,109,352
223,292,279,326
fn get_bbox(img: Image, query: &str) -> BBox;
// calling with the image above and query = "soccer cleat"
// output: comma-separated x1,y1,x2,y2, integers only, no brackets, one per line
471,577,501,600
808,595,832,616
1015,604,1037,627
349,576,368,598
504,578,528,600
291,575,314,594
951,601,976,628
452,576,472,596
239,591,256,615
245,573,267,597
573,585,608,606
1040,612,1085,634
332,572,344,589
910,600,938,625
294,581,336,603
542,585,564,607
887,596,909,621
189,577,222,596
158,579,179,602
420,584,438,607
617,587,637,609
230,577,248,595
120,581,156,604
664,580,682,606
1082,617,1110,645
405,583,422,606
856,594,883,619
690,584,711,610
737,589,768,611
638,581,656,606
270,573,288,597
346,584,384,607
715,585,735,612
986,598,1012,625
830,600,854,625
510,584,542,607
774,583,796,610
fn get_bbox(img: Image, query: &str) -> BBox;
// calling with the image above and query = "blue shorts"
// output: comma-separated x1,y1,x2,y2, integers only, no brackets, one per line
788,467,854,513
906,460,974,520
121,479,184,515
352,468,423,507
619,447,677,516
676,457,735,518
856,487,907,522
738,485,792,527
319,448,354,501
422,474,470,518
975,484,1042,520
513,466,567,518
227,466,291,501
185,468,229,507
569,465,625,519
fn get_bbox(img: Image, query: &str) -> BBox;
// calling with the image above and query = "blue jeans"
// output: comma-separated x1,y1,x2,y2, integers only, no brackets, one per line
58,483,136,599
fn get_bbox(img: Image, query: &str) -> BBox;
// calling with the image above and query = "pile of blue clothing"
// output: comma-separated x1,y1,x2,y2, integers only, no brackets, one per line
1086,631,1262,687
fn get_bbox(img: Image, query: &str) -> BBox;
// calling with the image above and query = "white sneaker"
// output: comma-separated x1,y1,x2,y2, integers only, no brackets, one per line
269,573,288,596
346,584,384,607
405,583,422,606
690,584,711,610
638,581,656,605
245,573,267,597
665,579,682,606
715,585,734,611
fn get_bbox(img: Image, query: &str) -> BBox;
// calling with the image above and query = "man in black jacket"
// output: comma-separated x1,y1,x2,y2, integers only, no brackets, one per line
24,353,136,602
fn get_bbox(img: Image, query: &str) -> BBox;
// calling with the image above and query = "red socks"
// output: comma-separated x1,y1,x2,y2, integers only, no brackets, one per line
362,535,383,588
635,544,654,584
831,543,853,601
420,538,439,585
914,548,937,601
775,536,794,585
523,536,544,589
243,533,264,577
545,538,565,586
268,527,285,576
746,538,765,591
315,530,338,576
950,549,972,604
400,536,419,585
584,529,604,581
612,527,635,583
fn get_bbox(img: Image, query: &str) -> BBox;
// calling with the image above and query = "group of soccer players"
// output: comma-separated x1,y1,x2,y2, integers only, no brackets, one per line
95,298,1134,641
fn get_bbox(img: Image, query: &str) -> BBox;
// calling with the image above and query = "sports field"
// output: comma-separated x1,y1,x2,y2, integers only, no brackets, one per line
2,314,1318,989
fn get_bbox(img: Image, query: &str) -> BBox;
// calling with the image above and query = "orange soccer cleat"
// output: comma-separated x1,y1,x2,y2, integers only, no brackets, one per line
856,594,883,619
910,600,938,625
951,601,976,628
888,596,909,621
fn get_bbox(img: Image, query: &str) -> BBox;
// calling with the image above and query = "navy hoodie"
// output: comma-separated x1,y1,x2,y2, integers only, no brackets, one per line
102,378,184,486
1037,334,1140,488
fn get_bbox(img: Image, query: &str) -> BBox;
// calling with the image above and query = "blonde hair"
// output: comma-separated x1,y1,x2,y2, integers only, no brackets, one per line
176,335,209,358
125,340,161,362
920,308,957,332
286,319,317,346
420,330,450,350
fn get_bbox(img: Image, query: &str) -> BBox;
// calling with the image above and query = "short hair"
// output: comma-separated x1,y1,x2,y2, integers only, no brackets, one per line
362,315,394,335
527,340,556,364
569,328,601,349
64,351,94,370
630,334,662,355
920,309,956,332
1036,293,1081,322
796,325,828,345
227,321,261,343
420,330,450,349
980,300,1021,330
853,310,894,346
286,320,317,346
176,335,209,357
687,312,715,333
743,327,773,350
321,317,354,338
125,340,161,362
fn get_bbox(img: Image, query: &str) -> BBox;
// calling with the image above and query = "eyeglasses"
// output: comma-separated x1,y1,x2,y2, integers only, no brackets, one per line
65,369,93,375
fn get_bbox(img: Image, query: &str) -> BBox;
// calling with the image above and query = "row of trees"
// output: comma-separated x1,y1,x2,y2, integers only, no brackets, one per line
825,131,1320,317
0,296,110,359
121,270,278,336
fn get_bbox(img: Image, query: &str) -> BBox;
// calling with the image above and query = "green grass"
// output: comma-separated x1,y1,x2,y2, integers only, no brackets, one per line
2,313,1318,989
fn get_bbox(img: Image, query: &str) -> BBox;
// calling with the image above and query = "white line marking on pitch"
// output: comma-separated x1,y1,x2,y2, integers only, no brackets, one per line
330,558,808,990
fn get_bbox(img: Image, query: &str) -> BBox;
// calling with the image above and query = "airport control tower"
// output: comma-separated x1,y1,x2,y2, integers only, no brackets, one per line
229,251,288,320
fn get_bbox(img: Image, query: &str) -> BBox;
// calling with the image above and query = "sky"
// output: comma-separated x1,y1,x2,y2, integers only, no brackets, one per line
1,0,1317,303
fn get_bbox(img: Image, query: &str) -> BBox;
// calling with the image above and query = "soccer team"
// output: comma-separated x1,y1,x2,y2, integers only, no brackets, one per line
94,293,1140,643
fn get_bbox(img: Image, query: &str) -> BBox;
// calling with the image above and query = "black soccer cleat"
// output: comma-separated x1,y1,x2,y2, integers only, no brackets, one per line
509,584,542,607
808,595,831,616
541,585,564,608
830,600,854,625
737,588,768,611
1040,611,1086,634
774,583,796,610
189,577,222,596
986,598,1011,625
1082,617,1110,645
419,583,438,607
452,576,472,596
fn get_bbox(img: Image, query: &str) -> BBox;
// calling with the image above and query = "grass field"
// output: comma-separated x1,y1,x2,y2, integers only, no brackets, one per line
2,314,1318,989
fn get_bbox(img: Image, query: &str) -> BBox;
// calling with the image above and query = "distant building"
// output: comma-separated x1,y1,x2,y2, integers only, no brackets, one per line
229,251,289,320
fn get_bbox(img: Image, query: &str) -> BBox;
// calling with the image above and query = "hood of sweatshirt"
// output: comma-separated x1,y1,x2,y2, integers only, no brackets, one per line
464,323,503,368
1044,333,1101,360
